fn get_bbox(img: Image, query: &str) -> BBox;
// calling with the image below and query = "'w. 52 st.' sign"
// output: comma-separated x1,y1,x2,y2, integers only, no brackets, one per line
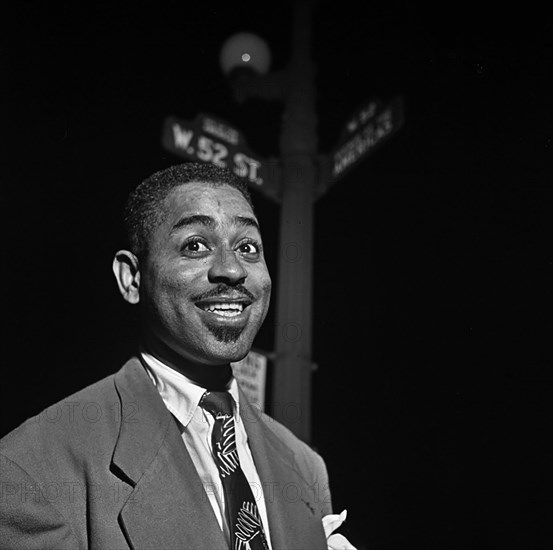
162,113,280,201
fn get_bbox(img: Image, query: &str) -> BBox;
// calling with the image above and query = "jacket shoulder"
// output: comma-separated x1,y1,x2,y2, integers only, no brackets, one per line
2,372,117,441
0,365,132,478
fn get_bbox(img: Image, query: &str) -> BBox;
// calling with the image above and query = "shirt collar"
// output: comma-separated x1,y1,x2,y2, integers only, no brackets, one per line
139,349,241,428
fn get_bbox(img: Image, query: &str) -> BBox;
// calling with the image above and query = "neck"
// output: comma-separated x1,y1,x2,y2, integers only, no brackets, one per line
141,335,233,390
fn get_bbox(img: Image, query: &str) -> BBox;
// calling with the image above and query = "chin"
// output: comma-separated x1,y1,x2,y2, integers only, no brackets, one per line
208,340,253,365
200,324,258,364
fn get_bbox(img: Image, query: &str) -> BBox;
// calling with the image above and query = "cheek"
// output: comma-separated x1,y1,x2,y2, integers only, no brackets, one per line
257,279,272,317
260,274,272,299
141,266,190,315
252,262,271,289
147,259,202,293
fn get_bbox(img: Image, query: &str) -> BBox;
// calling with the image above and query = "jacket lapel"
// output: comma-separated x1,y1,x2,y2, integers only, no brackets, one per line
239,393,328,550
112,358,227,550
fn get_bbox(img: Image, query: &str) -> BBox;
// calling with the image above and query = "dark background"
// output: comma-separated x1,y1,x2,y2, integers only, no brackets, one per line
4,2,552,549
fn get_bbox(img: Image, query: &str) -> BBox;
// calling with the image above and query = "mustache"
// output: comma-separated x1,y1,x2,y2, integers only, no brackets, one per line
192,283,255,302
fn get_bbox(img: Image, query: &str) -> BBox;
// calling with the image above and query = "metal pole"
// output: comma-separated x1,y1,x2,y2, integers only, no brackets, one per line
272,1,317,443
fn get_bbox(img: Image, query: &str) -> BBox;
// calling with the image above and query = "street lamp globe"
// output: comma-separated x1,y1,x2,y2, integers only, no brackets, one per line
219,32,271,77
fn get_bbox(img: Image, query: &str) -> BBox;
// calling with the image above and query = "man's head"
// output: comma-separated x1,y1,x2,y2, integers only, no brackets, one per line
112,162,272,369
123,162,256,261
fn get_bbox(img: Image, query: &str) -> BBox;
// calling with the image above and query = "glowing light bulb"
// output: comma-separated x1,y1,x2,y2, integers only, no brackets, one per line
220,32,271,75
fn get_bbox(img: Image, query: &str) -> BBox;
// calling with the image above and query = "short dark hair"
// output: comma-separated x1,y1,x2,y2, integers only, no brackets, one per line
124,162,255,259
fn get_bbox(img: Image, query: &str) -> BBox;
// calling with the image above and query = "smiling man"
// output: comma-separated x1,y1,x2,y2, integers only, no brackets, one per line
0,163,353,549
112,165,272,386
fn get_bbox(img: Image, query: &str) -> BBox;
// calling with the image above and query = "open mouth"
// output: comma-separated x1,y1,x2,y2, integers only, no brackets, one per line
200,302,246,317
196,297,251,318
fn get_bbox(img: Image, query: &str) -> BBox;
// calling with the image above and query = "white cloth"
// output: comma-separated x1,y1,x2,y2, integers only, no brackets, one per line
323,510,357,549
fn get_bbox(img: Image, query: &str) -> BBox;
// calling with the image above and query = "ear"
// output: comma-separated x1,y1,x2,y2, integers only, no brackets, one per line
112,250,141,304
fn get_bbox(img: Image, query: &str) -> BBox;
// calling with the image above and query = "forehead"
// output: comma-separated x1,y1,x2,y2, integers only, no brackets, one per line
163,181,256,224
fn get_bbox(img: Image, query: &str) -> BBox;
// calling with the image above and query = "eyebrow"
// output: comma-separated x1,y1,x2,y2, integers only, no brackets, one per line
234,215,261,232
170,214,260,234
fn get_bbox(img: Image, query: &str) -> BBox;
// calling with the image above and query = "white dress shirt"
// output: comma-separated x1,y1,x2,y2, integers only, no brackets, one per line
140,350,272,548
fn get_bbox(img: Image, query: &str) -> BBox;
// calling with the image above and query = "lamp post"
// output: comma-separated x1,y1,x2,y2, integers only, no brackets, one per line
163,3,402,445
220,1,317,443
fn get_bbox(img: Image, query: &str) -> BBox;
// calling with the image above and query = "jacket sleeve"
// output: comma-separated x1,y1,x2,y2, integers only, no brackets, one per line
0,454,77,550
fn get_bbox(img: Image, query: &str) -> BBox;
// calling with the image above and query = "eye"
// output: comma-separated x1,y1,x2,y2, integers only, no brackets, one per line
182,238,210,256
237,239,261,257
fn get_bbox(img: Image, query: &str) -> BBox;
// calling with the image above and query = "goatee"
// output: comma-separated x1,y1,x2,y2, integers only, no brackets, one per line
206,325,244,343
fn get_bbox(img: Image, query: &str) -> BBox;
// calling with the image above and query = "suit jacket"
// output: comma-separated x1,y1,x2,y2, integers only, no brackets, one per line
0,357,332,550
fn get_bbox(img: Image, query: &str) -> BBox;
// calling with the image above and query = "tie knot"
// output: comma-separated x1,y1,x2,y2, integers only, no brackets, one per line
200,391,234,418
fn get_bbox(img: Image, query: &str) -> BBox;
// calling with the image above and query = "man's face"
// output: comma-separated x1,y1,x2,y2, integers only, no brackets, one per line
138,182,272,365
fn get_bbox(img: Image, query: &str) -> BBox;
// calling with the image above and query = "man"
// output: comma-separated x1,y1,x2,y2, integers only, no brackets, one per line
0,163,354,549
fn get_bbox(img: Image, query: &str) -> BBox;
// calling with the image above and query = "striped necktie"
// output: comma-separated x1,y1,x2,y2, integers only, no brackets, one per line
200,390,269,550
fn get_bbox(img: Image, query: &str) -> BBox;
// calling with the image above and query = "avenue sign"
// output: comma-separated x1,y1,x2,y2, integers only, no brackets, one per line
330,95,404,182
162,113,269,188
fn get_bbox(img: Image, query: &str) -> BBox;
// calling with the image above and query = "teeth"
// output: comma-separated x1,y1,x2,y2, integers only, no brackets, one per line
203,303,244,316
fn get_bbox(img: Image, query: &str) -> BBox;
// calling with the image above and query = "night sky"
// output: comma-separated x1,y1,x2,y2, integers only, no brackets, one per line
4,2,552,549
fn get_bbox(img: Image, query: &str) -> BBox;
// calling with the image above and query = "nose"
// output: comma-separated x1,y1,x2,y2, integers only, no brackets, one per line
208,248,247,285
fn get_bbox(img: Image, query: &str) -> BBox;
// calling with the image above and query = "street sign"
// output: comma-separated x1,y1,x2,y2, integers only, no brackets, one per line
162,113,281,201
329,95,404,183
231,349,269,411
